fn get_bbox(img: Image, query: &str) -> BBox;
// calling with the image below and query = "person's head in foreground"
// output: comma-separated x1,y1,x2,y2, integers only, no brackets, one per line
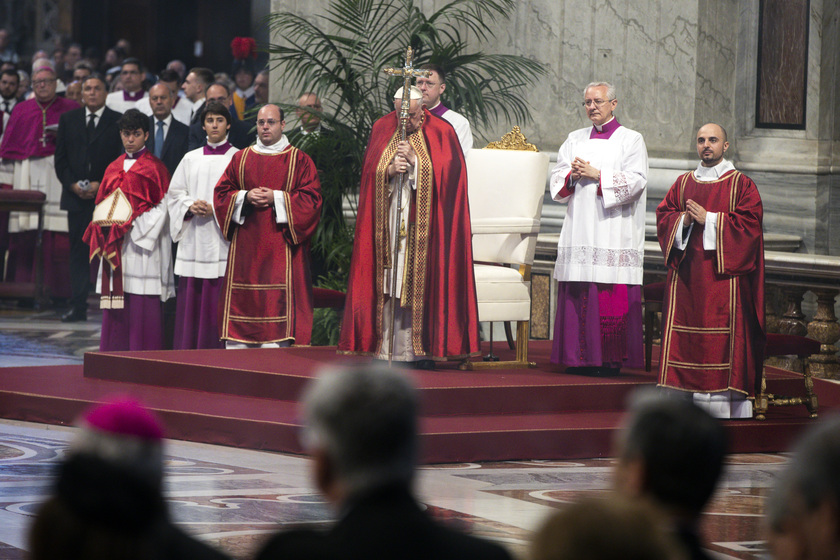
28,398,167,560
530,496,685,560
766,415,840,560
613,389,727,524
301,363,418,506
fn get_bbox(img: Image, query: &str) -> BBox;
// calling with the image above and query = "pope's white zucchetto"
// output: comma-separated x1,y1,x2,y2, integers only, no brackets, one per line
394,86,422,100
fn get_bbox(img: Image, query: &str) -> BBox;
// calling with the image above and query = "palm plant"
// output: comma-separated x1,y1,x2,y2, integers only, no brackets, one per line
266,0,546,344
267,0,545,141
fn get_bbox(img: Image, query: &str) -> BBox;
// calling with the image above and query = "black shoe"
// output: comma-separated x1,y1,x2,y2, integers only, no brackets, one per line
594,367,621,377
565,366,599,375
61,308,87,322
413,359,436,370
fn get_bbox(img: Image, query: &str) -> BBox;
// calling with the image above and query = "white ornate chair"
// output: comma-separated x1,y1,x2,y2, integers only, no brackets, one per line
461,128,549,369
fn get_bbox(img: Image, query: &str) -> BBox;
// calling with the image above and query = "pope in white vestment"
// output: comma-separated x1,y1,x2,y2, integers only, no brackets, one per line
549,82,648,375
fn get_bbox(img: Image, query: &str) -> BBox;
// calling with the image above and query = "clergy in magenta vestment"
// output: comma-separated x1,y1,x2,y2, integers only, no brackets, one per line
549,110,648,372
656,160,765,418
214,136,322,347
338,96,480,362
84,149,174,351
167,139,236,349
0,93,78,297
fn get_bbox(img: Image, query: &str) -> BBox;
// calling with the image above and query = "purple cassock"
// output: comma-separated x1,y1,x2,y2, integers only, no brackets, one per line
173,276,224,349
100,293,164,351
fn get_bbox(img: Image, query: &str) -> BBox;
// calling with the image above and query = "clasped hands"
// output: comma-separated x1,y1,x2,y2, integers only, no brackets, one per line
388,141,416,178
684,199,707,226
246,187,275,208
72,181,100,200
570,157,600,181
189,199,213,218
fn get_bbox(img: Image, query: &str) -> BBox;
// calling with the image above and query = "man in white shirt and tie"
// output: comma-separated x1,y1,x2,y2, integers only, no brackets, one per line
145,82,189,177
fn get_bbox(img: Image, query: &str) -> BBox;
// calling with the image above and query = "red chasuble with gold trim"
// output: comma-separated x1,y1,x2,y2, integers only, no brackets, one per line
214,146,322,345
656,170,765,397
338,108,480,360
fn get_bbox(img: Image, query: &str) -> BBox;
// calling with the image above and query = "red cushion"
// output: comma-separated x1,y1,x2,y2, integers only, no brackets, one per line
0,189,46,202
765,333,821,357
313,287,346,309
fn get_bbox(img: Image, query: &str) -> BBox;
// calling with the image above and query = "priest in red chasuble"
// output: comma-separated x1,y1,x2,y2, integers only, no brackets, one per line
338,86,480,368
214,104,322,348
656,123,765,419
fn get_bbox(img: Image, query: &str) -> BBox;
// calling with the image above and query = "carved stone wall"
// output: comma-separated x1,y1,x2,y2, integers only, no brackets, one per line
270,0,840,255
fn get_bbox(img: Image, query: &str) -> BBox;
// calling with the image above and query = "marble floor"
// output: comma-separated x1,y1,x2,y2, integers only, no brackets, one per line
0,419,784,560
0,301,784,560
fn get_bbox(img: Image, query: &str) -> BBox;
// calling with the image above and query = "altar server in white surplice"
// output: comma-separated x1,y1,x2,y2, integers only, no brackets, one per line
167,101,236,349
549,81,648,377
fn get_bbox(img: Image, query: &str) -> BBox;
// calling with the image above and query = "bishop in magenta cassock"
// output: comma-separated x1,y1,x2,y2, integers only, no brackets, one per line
0,66,78,298
656,123,765,419
214,104,322,348
338,87,480,367
167,102,236,349
549,82,648,375
84,109,174,351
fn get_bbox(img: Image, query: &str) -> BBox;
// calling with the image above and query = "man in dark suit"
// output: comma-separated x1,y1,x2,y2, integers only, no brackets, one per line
255,364,513,560
55,74,122,322
145,82,190,177
187,82,254,151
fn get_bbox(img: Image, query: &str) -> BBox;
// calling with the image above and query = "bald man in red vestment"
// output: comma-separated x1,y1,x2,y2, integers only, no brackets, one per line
214,104,322,348
656,123,765,419
338,87,480,368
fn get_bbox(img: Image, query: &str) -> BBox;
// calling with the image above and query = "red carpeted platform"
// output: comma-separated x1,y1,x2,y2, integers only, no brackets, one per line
1,341,835,462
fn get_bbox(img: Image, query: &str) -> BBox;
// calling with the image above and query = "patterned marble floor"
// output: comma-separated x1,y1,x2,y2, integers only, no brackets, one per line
0,300,99,367
0,418,785,560
0,302,785,559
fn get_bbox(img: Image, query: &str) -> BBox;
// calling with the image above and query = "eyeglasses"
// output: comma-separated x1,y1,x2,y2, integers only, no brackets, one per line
257,119,281,127
582,99,612,107
32,78,57,87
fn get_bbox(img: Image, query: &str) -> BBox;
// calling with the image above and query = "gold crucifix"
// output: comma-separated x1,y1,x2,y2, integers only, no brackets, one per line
383,46,430,128
382,47,429,365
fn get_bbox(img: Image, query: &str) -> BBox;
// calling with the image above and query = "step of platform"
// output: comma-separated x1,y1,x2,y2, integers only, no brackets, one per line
0,342,832,463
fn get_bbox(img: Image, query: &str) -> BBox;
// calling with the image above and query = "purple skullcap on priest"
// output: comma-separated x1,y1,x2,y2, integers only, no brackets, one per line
81,397,165,440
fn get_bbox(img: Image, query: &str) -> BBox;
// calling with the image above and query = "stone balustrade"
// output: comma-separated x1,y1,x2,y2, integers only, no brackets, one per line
532,235,840,378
